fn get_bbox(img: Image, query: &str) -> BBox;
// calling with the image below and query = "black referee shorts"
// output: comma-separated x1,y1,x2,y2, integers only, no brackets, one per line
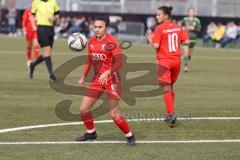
37,25,55,48
189,41,196,49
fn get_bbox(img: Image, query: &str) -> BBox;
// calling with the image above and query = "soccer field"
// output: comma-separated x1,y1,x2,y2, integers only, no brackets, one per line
0,35,240,160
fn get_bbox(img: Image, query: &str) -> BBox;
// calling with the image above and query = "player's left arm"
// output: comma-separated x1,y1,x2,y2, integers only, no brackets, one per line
79,54,92,86
110,38,123,73
99,38,123,85
81,42,93,79
193,18,201,33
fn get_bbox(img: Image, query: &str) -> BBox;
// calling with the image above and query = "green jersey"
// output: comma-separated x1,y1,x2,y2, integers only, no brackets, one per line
182,17,201,40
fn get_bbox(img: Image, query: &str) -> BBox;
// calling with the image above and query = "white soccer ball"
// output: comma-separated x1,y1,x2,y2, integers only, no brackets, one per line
67,32,87,52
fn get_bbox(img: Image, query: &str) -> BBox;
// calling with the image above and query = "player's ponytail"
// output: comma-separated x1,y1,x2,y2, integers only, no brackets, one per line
158,6,173,18
168,6,173,12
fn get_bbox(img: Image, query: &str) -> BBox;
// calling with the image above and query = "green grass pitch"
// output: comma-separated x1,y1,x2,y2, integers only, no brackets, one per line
0,35,240,160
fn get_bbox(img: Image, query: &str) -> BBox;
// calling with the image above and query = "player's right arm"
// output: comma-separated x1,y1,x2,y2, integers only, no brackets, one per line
146,27,161,49
79,43,93,86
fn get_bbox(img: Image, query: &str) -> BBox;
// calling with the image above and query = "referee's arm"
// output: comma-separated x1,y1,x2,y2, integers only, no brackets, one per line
48,11,60,24
48,2,60,24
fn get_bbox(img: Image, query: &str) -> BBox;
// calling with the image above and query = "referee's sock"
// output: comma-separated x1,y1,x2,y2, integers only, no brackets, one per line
33,46,39,61
44,56,53,74
44,56,57,81
32,55,44,67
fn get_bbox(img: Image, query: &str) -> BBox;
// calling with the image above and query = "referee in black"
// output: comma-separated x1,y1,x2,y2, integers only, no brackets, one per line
29,0,60,81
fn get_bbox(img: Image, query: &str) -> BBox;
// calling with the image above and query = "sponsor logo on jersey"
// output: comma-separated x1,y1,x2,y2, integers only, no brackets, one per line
91,53,107,61
90,44,94,49
102,44,107,51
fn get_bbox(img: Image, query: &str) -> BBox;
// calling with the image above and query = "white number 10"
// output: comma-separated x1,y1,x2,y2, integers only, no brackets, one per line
168,33,178,53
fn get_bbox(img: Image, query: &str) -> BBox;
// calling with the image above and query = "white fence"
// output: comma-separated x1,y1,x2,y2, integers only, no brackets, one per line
1,0,240,17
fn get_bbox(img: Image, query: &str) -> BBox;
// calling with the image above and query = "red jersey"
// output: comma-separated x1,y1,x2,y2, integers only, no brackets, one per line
22,8,37,32
153,21,189,60
87,33,122,79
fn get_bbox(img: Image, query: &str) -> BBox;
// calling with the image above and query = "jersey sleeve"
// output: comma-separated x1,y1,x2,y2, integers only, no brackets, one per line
152,26,162,44
31,0,38,15
54,0,60,14
109,36,123,72
111,37,122,56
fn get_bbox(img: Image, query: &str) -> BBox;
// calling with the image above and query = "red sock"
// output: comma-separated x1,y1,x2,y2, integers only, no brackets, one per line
114,116,131,135
27,46,32,61
81,112,95,133
163,91,174,115
33,46,39,61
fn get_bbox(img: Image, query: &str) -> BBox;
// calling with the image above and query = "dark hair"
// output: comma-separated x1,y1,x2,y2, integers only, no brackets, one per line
158,6,173,18
94,16,110,27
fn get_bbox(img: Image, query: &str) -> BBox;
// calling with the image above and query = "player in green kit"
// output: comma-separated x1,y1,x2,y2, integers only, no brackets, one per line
181,7,201,72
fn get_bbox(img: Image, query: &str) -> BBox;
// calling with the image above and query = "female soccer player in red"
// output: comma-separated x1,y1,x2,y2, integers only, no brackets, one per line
22,7,39,68
75,16,135,146
146,6,189,128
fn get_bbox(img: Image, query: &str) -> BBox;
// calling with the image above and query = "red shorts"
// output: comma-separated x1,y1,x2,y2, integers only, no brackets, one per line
84,77,121,100
25,31,38,41
157,59,181,86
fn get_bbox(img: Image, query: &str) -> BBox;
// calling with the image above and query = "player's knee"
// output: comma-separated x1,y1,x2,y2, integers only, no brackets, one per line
26,42,32,47
109,110,119,120
161,85,172,94
80,106,89,113
33,43,39,47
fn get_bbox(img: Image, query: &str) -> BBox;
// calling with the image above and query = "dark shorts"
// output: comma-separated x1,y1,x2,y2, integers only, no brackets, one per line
37,25,54,48
189,41,196,49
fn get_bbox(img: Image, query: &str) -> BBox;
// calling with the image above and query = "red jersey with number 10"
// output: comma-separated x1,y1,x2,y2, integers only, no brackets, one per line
153,21,189,60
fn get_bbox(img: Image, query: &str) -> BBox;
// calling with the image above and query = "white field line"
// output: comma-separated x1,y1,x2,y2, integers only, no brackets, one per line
0,50,240,60
1,140,240,145
1,117,240,134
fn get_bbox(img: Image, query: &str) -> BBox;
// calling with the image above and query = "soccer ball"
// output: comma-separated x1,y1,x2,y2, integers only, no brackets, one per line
67,32,88,52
